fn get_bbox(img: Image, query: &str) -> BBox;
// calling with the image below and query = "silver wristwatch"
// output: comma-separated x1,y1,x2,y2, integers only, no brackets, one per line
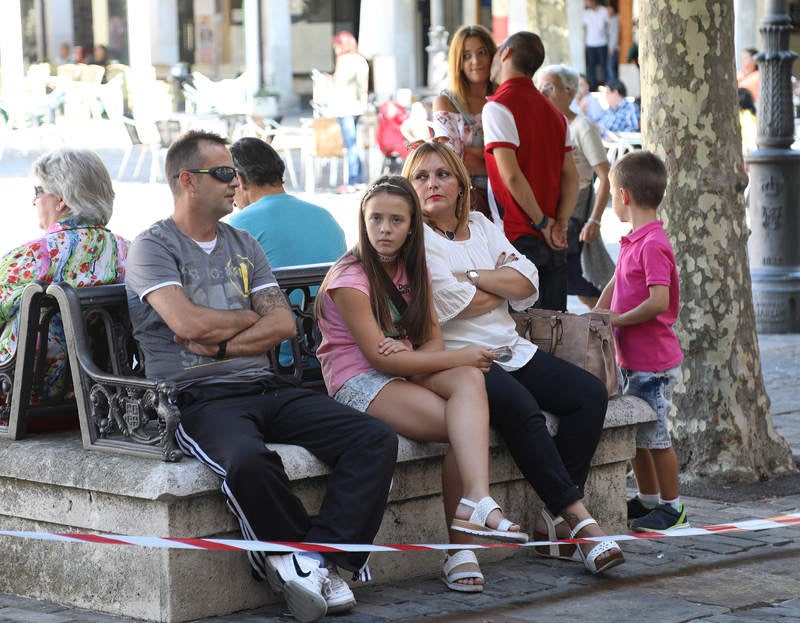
466,269,480,286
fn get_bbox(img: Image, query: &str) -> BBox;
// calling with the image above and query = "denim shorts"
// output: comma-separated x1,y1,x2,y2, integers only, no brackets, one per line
621,365,681,450
334,369,403,412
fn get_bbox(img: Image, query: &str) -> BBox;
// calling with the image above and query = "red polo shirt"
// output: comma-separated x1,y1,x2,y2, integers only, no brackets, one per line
483,76,571,242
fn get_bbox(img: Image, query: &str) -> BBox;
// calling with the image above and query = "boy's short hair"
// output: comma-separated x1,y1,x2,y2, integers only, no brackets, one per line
610,150,667,208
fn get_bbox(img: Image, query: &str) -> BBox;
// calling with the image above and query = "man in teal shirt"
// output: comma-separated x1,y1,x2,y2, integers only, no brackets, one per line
230,137,347,369
230,137,347,267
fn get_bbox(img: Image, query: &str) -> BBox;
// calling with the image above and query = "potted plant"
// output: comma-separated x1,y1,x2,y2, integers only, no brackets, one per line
252,81,279,119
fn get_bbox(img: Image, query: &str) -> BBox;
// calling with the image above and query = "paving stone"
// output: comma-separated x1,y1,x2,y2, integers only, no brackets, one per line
0,608,75,623
649,568,800,610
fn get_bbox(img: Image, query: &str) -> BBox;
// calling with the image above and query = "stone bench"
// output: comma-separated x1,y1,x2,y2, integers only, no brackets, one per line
0,264,656,622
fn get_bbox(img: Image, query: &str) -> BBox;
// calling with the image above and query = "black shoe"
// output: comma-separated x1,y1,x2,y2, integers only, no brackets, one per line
631,503,689,532
626,497,654,520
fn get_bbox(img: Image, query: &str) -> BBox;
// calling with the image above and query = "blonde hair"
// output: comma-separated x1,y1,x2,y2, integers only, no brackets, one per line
401,141,472,232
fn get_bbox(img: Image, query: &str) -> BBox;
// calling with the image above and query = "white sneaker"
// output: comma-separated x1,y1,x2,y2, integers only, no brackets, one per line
265,554,329,623
324,565,356,614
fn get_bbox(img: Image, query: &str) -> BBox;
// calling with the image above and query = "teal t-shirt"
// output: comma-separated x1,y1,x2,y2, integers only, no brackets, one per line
229,194,347,368
228,193,346,268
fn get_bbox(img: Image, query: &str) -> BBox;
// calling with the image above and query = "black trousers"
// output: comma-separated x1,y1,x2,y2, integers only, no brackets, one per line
485,350,608,515
513,233,568,311
175,376,397,576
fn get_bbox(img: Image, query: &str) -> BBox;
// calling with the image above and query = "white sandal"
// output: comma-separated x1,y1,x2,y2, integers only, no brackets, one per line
450,496,528,543
441,550,484,593
533,509,579,561
570,517,625,574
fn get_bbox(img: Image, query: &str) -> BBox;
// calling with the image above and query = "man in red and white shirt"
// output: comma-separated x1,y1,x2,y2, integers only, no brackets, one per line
483,31,579,311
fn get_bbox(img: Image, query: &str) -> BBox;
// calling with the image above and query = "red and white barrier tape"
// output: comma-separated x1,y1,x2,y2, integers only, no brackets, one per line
2,512,799,553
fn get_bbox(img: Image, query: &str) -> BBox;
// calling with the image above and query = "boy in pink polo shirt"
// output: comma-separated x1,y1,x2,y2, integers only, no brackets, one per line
595,150,687,532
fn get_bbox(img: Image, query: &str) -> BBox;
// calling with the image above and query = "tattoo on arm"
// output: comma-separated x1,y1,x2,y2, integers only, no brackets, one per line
251,286,290,316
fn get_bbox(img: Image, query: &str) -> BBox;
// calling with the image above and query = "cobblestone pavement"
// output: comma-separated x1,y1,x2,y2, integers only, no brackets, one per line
0,119,798,623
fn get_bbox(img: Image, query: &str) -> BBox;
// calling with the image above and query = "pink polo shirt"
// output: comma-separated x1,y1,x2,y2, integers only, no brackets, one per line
610,220,683,372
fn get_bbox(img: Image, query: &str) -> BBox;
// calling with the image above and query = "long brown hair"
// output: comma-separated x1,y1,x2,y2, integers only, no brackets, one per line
447,25,497,111
316,176,432,345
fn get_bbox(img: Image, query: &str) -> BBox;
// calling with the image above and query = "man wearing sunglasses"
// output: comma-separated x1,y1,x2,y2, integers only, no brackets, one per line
125,130,397,623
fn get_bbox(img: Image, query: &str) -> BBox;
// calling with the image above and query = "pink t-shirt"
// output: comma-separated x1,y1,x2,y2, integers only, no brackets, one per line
316,259,413,396
610,220,683,372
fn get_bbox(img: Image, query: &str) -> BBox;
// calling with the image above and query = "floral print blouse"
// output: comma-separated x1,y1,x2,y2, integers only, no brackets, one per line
432,90,484,159
0,218,128,399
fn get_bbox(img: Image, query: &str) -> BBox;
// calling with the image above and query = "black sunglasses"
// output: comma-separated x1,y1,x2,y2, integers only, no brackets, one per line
173,166,237,183
34,185,46,199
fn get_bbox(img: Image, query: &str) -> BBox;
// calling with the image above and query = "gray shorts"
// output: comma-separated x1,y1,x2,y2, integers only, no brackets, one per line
334,369,403,412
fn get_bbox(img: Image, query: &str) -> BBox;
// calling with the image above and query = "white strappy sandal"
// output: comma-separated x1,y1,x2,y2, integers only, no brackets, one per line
441,550,484,593
450,496,529,543
570,517,625,574
533,508,579,561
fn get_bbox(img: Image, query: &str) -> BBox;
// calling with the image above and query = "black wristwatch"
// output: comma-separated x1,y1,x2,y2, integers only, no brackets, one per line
531,214,549,231
216,340,228,359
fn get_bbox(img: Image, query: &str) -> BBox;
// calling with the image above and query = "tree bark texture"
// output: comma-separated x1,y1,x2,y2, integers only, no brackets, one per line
639,0,795,483
525,0,570,65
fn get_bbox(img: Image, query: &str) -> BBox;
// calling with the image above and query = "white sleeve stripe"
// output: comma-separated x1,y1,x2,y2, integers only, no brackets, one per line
252,282,278,293
140,281,182,301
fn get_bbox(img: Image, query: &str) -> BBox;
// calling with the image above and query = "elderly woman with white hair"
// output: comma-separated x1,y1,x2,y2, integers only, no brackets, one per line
538,63,613,309
0,147,128,400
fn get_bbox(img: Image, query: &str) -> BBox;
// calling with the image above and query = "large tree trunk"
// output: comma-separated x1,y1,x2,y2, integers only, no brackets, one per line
639,0,795,483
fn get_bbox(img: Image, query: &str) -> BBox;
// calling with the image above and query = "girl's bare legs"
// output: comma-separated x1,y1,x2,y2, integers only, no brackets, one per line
369,368,519,586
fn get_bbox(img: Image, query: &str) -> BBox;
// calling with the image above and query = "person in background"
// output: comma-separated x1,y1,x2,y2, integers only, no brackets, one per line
125,130,397,623
55,42,74,66
230,136,347,368
433,25,498,222
483,31,579,312
403,141,625,575
738,87,757,160
594,150,688,533
331,30,369,194
605,1,620,82
597,78,639,139
230,137,346,268
583,0,609,90
574,73,605,123
737,47,760,104
0,147,128,401
316,177,526,594
539,65,613,309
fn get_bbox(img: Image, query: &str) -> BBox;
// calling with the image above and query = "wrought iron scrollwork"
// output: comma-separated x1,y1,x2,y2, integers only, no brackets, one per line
0,372,13,425
88,380,182,462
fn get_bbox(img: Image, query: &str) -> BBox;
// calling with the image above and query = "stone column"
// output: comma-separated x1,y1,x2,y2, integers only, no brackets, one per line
747,0,800,332
426,0,449,93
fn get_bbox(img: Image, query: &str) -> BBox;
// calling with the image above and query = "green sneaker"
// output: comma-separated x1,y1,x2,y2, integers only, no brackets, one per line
631,503,689,532
626,497,655,520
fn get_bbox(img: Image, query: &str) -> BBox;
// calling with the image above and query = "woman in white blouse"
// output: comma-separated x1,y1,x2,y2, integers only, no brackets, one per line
402,141,625,576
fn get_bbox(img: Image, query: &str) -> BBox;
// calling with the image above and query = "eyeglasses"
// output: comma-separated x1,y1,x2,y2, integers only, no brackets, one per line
34,186,45,199
173,166,237,183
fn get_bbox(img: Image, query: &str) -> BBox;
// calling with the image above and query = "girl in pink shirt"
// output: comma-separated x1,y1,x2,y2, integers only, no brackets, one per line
316,176,525,593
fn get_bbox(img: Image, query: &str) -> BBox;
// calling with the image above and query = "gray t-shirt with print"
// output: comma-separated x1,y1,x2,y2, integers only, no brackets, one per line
125,217,277,388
